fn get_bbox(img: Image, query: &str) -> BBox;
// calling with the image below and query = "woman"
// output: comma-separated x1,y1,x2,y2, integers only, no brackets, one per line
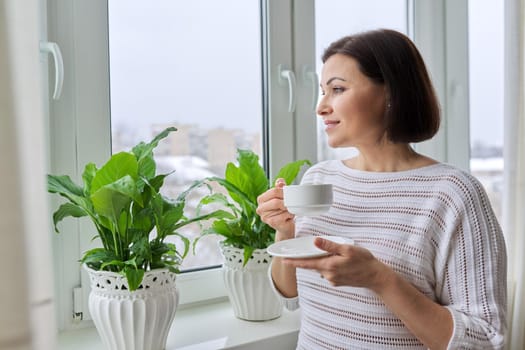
256,29,506,349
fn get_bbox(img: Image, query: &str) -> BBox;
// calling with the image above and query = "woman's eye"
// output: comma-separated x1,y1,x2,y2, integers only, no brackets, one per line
333,87,345,93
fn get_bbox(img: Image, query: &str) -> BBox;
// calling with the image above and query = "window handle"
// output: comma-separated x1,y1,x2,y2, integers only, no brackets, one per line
278,65,296,113
303,65,319,112
40,41,64,100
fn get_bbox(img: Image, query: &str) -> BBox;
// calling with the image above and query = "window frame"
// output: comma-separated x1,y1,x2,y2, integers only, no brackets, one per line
46,0,311,330
411,0,470,170
45,0,469,331
47,0,112,330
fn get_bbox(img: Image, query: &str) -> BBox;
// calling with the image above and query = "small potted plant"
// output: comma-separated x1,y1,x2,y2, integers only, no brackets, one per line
47,127,224,350
195,149,310,321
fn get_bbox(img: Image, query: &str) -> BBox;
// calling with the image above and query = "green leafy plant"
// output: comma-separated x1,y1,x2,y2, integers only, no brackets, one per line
47,127,225,291
195,149,310,264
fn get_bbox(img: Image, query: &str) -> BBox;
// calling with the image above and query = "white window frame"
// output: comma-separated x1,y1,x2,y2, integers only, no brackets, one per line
266,0,318,178
411,0,470,170
46,0,316,330
47,0,111,330
45,0,469,331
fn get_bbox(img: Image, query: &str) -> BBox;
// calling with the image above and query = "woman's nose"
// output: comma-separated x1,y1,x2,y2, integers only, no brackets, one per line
316,96,332,117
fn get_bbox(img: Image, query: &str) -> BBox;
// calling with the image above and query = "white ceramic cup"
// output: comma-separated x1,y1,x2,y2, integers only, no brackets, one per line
283,184,333,216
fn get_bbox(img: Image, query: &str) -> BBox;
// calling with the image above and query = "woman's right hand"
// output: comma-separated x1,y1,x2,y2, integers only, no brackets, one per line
256,178,295,240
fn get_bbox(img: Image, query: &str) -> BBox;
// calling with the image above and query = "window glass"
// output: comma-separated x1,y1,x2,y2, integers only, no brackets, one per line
108,0,262,270
314,0,408,161
468,0,504,220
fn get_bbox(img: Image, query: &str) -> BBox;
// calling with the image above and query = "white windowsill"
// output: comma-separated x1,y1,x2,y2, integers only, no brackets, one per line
57,299,300,350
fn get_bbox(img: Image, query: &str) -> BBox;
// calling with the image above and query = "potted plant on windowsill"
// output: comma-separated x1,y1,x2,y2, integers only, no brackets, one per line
195,149,310,321
47,127,225,350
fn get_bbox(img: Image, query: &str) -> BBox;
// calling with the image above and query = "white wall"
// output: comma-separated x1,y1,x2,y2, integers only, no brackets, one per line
0,0,56,349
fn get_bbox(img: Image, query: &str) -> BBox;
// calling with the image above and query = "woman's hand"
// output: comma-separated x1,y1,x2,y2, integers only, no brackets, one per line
283,237,454,349
256,178,295,240
282,237,392,291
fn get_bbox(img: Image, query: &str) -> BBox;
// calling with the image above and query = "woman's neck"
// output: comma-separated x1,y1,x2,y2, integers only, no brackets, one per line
343,144,436,172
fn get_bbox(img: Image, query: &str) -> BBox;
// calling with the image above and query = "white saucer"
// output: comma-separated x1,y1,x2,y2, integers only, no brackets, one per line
286,204,331,216
266,236,353,259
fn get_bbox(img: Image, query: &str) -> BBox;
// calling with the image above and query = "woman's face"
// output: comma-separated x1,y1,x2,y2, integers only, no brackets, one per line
317,54,387,149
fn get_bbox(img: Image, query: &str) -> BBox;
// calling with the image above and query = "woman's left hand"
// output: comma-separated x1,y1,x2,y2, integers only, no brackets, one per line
282,237,391,291
285,236,455,349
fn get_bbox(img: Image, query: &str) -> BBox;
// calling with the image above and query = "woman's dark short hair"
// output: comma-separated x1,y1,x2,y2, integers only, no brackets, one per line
322,29,440,143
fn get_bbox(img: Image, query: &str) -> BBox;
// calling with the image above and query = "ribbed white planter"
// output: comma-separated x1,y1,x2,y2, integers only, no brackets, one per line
220,244,282,321
84,266,179,350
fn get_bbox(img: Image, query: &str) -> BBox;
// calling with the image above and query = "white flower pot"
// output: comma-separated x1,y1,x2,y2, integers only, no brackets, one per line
220,244,282,321
84,266,179,350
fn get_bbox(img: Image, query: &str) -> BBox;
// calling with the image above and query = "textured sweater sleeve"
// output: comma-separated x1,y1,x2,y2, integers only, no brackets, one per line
436,173,507,349
267,260,300,311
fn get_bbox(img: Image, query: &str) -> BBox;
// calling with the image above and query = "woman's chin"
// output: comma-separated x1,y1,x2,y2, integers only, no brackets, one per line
326,138,345,148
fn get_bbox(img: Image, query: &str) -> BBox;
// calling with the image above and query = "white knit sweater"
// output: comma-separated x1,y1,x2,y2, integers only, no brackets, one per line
270,160,507,349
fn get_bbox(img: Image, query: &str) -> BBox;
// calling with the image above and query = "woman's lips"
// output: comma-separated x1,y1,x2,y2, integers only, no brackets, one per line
324,120,340,131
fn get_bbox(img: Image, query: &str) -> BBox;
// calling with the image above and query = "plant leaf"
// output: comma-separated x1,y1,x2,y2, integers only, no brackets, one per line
47,175,90,209
195,149,311,252
82,163,97,196
242,245,255,267
147,174,168,194
137,155,156,181
176,179,210,202
198,192,231,207
48,174,84,196
273,159,312,186
151,194,185,238
172,233,190,259
130,207,154,234
91,175,142,220
90,152,139,195
52,203,89,233
124,266,144,292
47,127,205,290
130,236,151,267
173,208,235,230
132,126,177,162
81,248,118,270
205,219,243,240
100,259,125,271
224,150,268,204
117,210,130,239
206,177,256,216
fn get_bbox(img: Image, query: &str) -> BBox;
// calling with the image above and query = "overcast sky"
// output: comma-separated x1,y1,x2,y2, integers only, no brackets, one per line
108,0,503,148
